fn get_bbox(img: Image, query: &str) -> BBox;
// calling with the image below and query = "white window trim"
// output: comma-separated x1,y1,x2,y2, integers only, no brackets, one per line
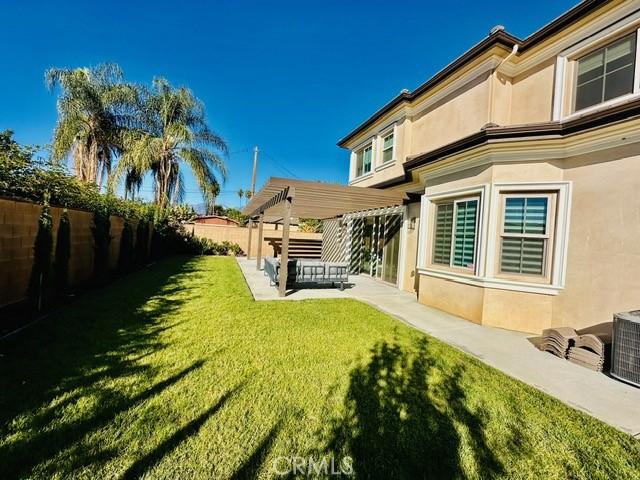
553,11,640,121
432,196,481,271
418,181,572,296
350,139,374,182
497,193,554,278
417,184,490,278
378,125,397,167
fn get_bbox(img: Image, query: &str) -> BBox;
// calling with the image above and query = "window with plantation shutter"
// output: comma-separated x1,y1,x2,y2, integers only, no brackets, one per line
453,200,478,268
500,195,552,276
433,203,453,265
432,198,478,270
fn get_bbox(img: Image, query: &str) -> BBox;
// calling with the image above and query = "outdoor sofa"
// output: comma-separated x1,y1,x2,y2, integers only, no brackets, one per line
263,257,349,290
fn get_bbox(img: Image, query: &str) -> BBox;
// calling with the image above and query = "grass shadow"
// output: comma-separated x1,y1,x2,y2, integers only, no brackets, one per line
229,419,283,480
121,381,246,480
318,337,505,479
0,256,204,479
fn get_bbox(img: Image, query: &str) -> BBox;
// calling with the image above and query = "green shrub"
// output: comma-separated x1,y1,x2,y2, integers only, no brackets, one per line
135,220,150,266
28,200,53,311
118,221,134,273
220,240,243,256
91,208,112,285
179,236,242,256
53,209,71,298
1,130,156,222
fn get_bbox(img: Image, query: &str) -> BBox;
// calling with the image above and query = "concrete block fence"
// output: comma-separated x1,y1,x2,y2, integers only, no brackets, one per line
0,197,143,308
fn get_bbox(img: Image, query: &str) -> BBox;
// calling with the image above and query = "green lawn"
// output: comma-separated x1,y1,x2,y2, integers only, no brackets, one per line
1,256,638,479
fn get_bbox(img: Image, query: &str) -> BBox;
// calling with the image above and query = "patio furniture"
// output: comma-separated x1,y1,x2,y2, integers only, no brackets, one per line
263,257,349,291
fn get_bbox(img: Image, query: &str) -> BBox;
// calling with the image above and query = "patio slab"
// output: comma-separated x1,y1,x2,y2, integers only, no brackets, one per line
236,257,640,436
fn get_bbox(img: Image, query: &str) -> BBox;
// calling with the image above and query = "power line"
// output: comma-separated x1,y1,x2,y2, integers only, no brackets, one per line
261,151,300,179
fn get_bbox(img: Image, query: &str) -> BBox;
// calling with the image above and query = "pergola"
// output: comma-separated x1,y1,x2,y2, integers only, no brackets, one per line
241,177,409,296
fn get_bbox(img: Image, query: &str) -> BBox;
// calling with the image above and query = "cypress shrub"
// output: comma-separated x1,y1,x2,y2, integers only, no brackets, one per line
92,209,112,285
118,221,134,272
53,209,71,298
28,200,53,311
134,220,149,266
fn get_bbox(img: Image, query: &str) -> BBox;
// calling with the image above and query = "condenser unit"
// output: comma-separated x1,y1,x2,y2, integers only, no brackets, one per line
611,311,640,387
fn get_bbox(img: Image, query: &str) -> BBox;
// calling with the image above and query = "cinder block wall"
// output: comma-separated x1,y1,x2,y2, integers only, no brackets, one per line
187,223,322,257
0,197,138,308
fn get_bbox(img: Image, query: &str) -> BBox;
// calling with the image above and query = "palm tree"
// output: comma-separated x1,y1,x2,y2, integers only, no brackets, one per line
237,188,245,206
46,63,138,187
113,77,227,210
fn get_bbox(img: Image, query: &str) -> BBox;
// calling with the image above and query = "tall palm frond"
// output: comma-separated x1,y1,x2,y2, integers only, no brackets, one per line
110,77,227,210
46,63,140,186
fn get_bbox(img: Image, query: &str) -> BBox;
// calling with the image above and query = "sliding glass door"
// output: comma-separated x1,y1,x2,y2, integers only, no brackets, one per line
356,214,402,285
382,214,401,284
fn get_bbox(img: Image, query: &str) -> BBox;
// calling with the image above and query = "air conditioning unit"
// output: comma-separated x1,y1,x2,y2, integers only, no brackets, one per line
611,311,640,387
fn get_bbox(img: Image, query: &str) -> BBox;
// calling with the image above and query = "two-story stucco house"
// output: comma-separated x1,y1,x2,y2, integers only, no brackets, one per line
334,0,640,333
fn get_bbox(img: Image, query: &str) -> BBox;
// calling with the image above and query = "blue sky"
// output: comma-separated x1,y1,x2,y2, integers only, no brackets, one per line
1,0,576,209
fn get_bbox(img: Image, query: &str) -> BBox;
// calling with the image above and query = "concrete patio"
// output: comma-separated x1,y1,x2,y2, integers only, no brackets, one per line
237,256,640,437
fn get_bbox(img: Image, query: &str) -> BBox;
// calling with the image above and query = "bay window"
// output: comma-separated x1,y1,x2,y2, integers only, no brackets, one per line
432,197,479,270
499,194,555,278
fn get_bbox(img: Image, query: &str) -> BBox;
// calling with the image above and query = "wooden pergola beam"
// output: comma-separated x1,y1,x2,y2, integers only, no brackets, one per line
246,186,289,218
241,177,408,221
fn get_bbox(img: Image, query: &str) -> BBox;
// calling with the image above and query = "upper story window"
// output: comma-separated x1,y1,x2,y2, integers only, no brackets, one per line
574,33,637,112
381,132,394,164
355,144,372,177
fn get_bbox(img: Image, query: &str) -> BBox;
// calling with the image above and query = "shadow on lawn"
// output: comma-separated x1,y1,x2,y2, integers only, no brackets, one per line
0,256,204,479
319,337,504,479
121,381,246,480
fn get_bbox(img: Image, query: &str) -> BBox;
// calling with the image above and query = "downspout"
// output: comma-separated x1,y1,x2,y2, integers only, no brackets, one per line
488,44,519,125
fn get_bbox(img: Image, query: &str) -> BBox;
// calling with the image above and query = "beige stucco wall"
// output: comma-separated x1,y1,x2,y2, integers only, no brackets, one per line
411,73,491,155
553,146,640,330
414,141,640,333
509,58,555,124
419,275,485,324
399,202,421,293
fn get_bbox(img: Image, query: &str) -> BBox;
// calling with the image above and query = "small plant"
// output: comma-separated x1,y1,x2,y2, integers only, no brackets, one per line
299,218,323,233
53,209,71,298
28,196,54,311
220,240,243,256
118,221,134,272
92,208,112,285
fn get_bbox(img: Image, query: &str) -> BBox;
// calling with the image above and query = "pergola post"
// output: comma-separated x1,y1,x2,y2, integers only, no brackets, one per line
278,188,294,297
256,213,264,270
246,217,253,259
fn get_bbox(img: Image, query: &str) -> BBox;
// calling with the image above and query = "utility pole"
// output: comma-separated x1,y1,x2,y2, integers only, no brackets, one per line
250,146,259,197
